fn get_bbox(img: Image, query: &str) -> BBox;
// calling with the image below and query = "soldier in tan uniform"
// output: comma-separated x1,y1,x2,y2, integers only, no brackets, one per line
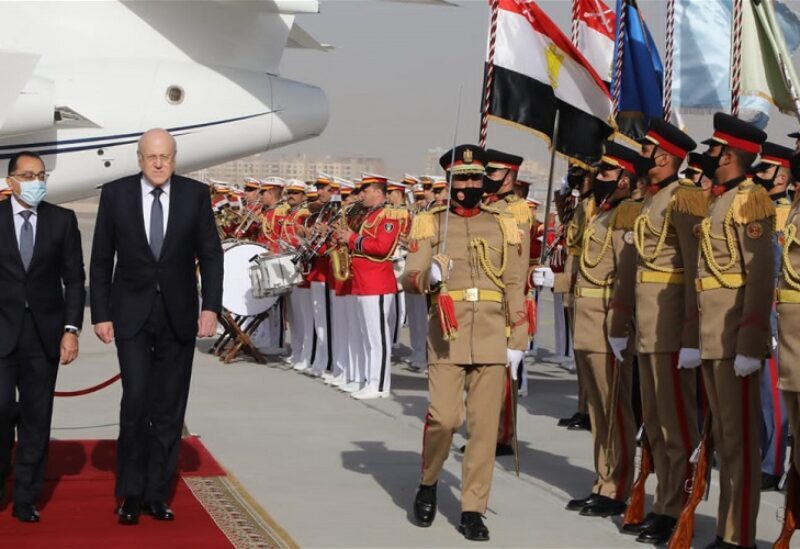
483,148,532,456
623,119,703,544
403,145,527,541
694,113,772,549
566,141,638,518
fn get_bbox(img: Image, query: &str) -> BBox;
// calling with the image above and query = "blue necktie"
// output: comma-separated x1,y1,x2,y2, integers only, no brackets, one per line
19,210,33,271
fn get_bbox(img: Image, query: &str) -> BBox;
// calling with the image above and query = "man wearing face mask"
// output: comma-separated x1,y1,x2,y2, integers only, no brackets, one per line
749,142,794,492
483,149,532,456
694,113,772,549
623,119,703,544
0,151,85,522
402,145,527,541
683,152,712,195
567,141,638,519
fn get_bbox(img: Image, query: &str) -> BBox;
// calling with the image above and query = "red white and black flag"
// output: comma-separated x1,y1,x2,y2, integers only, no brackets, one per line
485,0,615,165
574,0,615,84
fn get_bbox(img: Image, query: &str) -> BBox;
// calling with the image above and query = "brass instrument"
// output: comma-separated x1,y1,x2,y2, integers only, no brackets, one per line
330,202,369,282
233,200,262,236
291,201,343,268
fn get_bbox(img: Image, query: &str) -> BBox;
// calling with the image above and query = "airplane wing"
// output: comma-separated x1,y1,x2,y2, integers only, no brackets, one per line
287,23,334,51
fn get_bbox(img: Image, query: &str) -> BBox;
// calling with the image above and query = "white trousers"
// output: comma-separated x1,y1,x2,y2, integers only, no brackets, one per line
405,293,428,364
310,281,332,374
553,291,572,358
344,295,367,383
330,291,347,378
388,290,406,346
289,287,313,366
356,293,394,393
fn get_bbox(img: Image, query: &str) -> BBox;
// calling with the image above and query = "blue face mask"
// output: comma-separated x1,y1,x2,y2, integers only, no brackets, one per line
16,179,47,207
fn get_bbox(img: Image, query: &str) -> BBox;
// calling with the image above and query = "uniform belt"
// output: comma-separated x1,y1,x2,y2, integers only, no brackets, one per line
695,274,746,291
436,288,504,303
574,287,613,299
637,271,685,285
777,288,800,303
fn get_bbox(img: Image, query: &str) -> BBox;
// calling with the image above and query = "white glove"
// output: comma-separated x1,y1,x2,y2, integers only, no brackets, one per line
507,349,524,381
430,262,442,284
772,336,778,351
608,337,628,362
532,267,555,288
733,354,762,378
677,348,701,369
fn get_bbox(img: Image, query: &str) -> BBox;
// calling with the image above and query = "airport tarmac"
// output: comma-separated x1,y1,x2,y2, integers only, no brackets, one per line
47,197,787,548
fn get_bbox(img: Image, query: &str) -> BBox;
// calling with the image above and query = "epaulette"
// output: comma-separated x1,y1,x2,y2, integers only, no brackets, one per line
583,196,598,221
673,178,709,217
483,207,521,246
731,180,776,225
776,200,792,232
275,203,290,215
409,211,438,240
612,199,643,230
384,205,410,221
504,196,533,227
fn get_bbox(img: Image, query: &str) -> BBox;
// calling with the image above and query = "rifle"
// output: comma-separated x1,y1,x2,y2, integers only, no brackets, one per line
622,425,653,527
668,413,714,549
774,436,798,549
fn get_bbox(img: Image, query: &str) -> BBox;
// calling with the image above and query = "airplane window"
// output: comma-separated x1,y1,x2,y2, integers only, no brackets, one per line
166,86,184,105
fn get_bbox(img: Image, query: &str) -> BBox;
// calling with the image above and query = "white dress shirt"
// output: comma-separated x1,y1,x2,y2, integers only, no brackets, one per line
141,176,170,243
11,194,37,247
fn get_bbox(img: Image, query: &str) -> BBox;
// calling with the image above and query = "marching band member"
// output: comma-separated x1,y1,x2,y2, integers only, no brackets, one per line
335,174,403,400
235,177,264,240
387,178,413,353
406,182,430,372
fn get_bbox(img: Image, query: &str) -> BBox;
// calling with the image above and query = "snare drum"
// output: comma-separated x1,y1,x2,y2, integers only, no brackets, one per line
249,253,302,298
222,241,278,316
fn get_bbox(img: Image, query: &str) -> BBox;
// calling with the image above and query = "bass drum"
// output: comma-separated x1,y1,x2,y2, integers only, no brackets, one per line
222,241,278,316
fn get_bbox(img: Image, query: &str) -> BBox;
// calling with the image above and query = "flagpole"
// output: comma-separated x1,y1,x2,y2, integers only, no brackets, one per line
479,0,500,148
539,110,560,265
663,0,675,121
731,0,744,116
612,0,628,118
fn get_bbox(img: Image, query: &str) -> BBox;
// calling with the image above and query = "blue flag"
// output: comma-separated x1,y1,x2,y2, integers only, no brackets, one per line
611,0,663,139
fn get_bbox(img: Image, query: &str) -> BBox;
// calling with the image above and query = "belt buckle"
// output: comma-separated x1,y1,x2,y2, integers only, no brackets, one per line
465,288,479,302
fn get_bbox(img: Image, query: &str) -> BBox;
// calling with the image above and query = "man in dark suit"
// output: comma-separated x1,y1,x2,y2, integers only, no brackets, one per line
90,129,223,525
0,151,85,523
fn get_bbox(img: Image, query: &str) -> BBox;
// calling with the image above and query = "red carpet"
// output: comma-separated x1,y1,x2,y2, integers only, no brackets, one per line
2,437,247,548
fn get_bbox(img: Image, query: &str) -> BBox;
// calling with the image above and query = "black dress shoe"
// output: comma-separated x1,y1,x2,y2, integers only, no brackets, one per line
412,483,437,527
761,472,780,491
636,515,677,545
12,502,40,523
117,497,141,525
620,512,659,535
558,412,582,427
567,413,591,431
458,512,489,541
143,500,174,521
579,494,626,517
495,443,514,456
566,493,599,511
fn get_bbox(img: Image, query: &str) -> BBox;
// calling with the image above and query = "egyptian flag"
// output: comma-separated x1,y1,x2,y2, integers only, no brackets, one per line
574,0,616,85
487,0,615,166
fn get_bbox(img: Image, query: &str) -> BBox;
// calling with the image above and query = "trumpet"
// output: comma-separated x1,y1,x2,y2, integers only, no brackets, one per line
291,204,344,267
233,200,262,236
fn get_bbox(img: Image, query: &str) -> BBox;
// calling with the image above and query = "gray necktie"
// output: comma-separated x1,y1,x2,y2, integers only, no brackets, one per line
19,210,33,270
150,187,164,259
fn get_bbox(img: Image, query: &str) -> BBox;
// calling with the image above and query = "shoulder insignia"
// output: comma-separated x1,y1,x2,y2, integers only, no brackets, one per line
746,222,764,239
776,202,791,232
275,203,290,215
428,205,447,215
495,211,522,246
409,211,437,240
612,200,643,230
623,230,635,245
480,203,504,215
505,197,533,227
673,179,709,217
384,205,410,221
731,182,776,225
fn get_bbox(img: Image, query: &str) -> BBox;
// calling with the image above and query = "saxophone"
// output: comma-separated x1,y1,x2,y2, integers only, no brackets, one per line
330,202,368,282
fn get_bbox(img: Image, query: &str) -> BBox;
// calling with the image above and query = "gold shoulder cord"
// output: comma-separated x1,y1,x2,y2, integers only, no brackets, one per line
699,206,743,288
470,214,511,289
632,199,683,274
579,209,617,287
782,215,800,290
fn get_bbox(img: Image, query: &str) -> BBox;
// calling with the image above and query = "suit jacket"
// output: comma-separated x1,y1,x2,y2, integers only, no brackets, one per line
0,199,85,359
89,174,223,342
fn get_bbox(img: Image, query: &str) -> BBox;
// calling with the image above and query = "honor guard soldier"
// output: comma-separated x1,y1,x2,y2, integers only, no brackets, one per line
624,119,702,544
750,142,795,491
335,174,404,399
694,113,772,549
567,141,638,519
483,149,533,456
684,152,711,194
403,145,527,541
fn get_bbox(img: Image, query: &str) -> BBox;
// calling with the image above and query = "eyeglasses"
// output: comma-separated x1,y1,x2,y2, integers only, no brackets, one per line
139,154,174,164
11,171,49,182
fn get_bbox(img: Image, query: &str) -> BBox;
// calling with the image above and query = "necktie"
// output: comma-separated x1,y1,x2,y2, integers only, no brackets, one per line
150,187,164,259
19,210,33,271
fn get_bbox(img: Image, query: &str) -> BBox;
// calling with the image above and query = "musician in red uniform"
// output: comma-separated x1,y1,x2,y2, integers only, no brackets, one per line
235,177,264,240
386,178,412,353
336,174,403,399
257,177,289,253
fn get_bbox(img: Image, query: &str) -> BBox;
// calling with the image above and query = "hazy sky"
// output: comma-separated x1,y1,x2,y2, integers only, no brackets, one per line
264,0,800,181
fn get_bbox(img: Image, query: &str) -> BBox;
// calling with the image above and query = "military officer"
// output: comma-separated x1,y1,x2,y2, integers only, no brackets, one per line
623,119,702,544
566,141,638,519
695,113,772,549
403,145,527,541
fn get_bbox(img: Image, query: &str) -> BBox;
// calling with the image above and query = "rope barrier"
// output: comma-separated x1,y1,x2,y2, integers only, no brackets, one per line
54,373,122,398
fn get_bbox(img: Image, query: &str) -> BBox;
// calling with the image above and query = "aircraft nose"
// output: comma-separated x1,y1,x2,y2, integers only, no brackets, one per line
269,76,329,149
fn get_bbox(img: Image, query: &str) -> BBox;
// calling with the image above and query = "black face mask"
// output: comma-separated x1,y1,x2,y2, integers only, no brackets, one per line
567,171,584,189
633,155,656,178
791,153,800,182
788,186,797,203
699,153,721,180
591,176,618,205
451,187,484,210
752,171,778,191
482,175,503,195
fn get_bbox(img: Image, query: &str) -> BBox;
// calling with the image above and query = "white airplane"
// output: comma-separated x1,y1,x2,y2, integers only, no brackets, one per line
0,0,334,204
